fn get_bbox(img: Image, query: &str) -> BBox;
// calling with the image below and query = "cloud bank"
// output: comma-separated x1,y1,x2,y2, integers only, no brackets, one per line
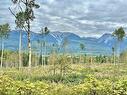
0,0,127,37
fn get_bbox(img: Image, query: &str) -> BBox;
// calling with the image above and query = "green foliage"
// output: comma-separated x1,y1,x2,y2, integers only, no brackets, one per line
39,55,43,65
15,12,26,29
113,27,125,41
120,51,127,63
0,23,10,38
1,75,127,95
0,75,50,95
80,43,85,50
40,27,50,36
113,79,127,95
22,53,29,66
95,55,107,63
12,0,40,22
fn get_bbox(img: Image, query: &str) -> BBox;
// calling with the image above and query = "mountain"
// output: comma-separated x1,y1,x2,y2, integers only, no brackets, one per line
97,33,127,53
46,31,81,44
97,33,116,46
2,30,82,52
82,37,97,42
1,30,127,55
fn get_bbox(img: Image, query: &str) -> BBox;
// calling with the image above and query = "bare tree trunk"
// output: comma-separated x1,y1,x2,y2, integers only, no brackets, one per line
35,53,38,67
114,43,117,65
23,0,32,70
60,63,63,77
40,41,43,66
90,56,92,64
43,35,46,66
71,54,73,64
44,41,46,65
19,30,22,69
113,51,115,64
80,50,82,63
28,32,32,68
1,39,4,68
27,20,32,69
117,41,120,64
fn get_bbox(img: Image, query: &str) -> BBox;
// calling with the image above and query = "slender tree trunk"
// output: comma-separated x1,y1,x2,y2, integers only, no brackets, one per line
24,0,32,70
117,41,120,63
113,51,115,64
1,38,4,68
71,54,73,64
60,63,63,77
53,61,56,75
35,53,37,67
19,30,22,69
27,20,32,69
43,35,46,66
80,50,82,63
40,41,43,66
44,41,46,65
28,32,32,68
90,56,93,64
113,42,117,65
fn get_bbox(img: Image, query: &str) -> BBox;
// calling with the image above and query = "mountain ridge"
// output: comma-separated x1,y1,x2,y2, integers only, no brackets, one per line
1,30,127,55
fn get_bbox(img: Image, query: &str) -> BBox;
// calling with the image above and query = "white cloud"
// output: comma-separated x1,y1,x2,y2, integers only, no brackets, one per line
0,0,127,37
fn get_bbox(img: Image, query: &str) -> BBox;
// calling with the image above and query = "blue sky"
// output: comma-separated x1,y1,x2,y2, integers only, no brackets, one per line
0,0,127,37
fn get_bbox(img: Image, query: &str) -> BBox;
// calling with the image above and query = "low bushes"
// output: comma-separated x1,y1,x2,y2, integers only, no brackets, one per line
1,75,127,95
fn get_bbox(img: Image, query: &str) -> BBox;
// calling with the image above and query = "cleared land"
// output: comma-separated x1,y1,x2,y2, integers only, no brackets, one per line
0,63,127,95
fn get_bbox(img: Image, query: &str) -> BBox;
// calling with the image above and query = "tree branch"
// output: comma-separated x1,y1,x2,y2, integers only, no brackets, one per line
21,0,26,4
8,7,16,18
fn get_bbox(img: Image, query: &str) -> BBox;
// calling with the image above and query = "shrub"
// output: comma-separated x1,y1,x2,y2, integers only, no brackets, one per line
2,74,127,95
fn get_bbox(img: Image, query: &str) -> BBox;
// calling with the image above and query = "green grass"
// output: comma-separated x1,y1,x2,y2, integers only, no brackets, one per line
1,63,127,82
1,63,127,95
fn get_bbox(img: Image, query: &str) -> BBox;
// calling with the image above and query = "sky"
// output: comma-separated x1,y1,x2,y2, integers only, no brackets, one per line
0,0,127,38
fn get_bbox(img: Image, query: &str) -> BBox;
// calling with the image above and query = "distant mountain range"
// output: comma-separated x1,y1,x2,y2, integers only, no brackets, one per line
1,30,127,55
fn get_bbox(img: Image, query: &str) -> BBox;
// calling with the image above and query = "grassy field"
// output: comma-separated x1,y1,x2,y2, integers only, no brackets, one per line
1,63,127,95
